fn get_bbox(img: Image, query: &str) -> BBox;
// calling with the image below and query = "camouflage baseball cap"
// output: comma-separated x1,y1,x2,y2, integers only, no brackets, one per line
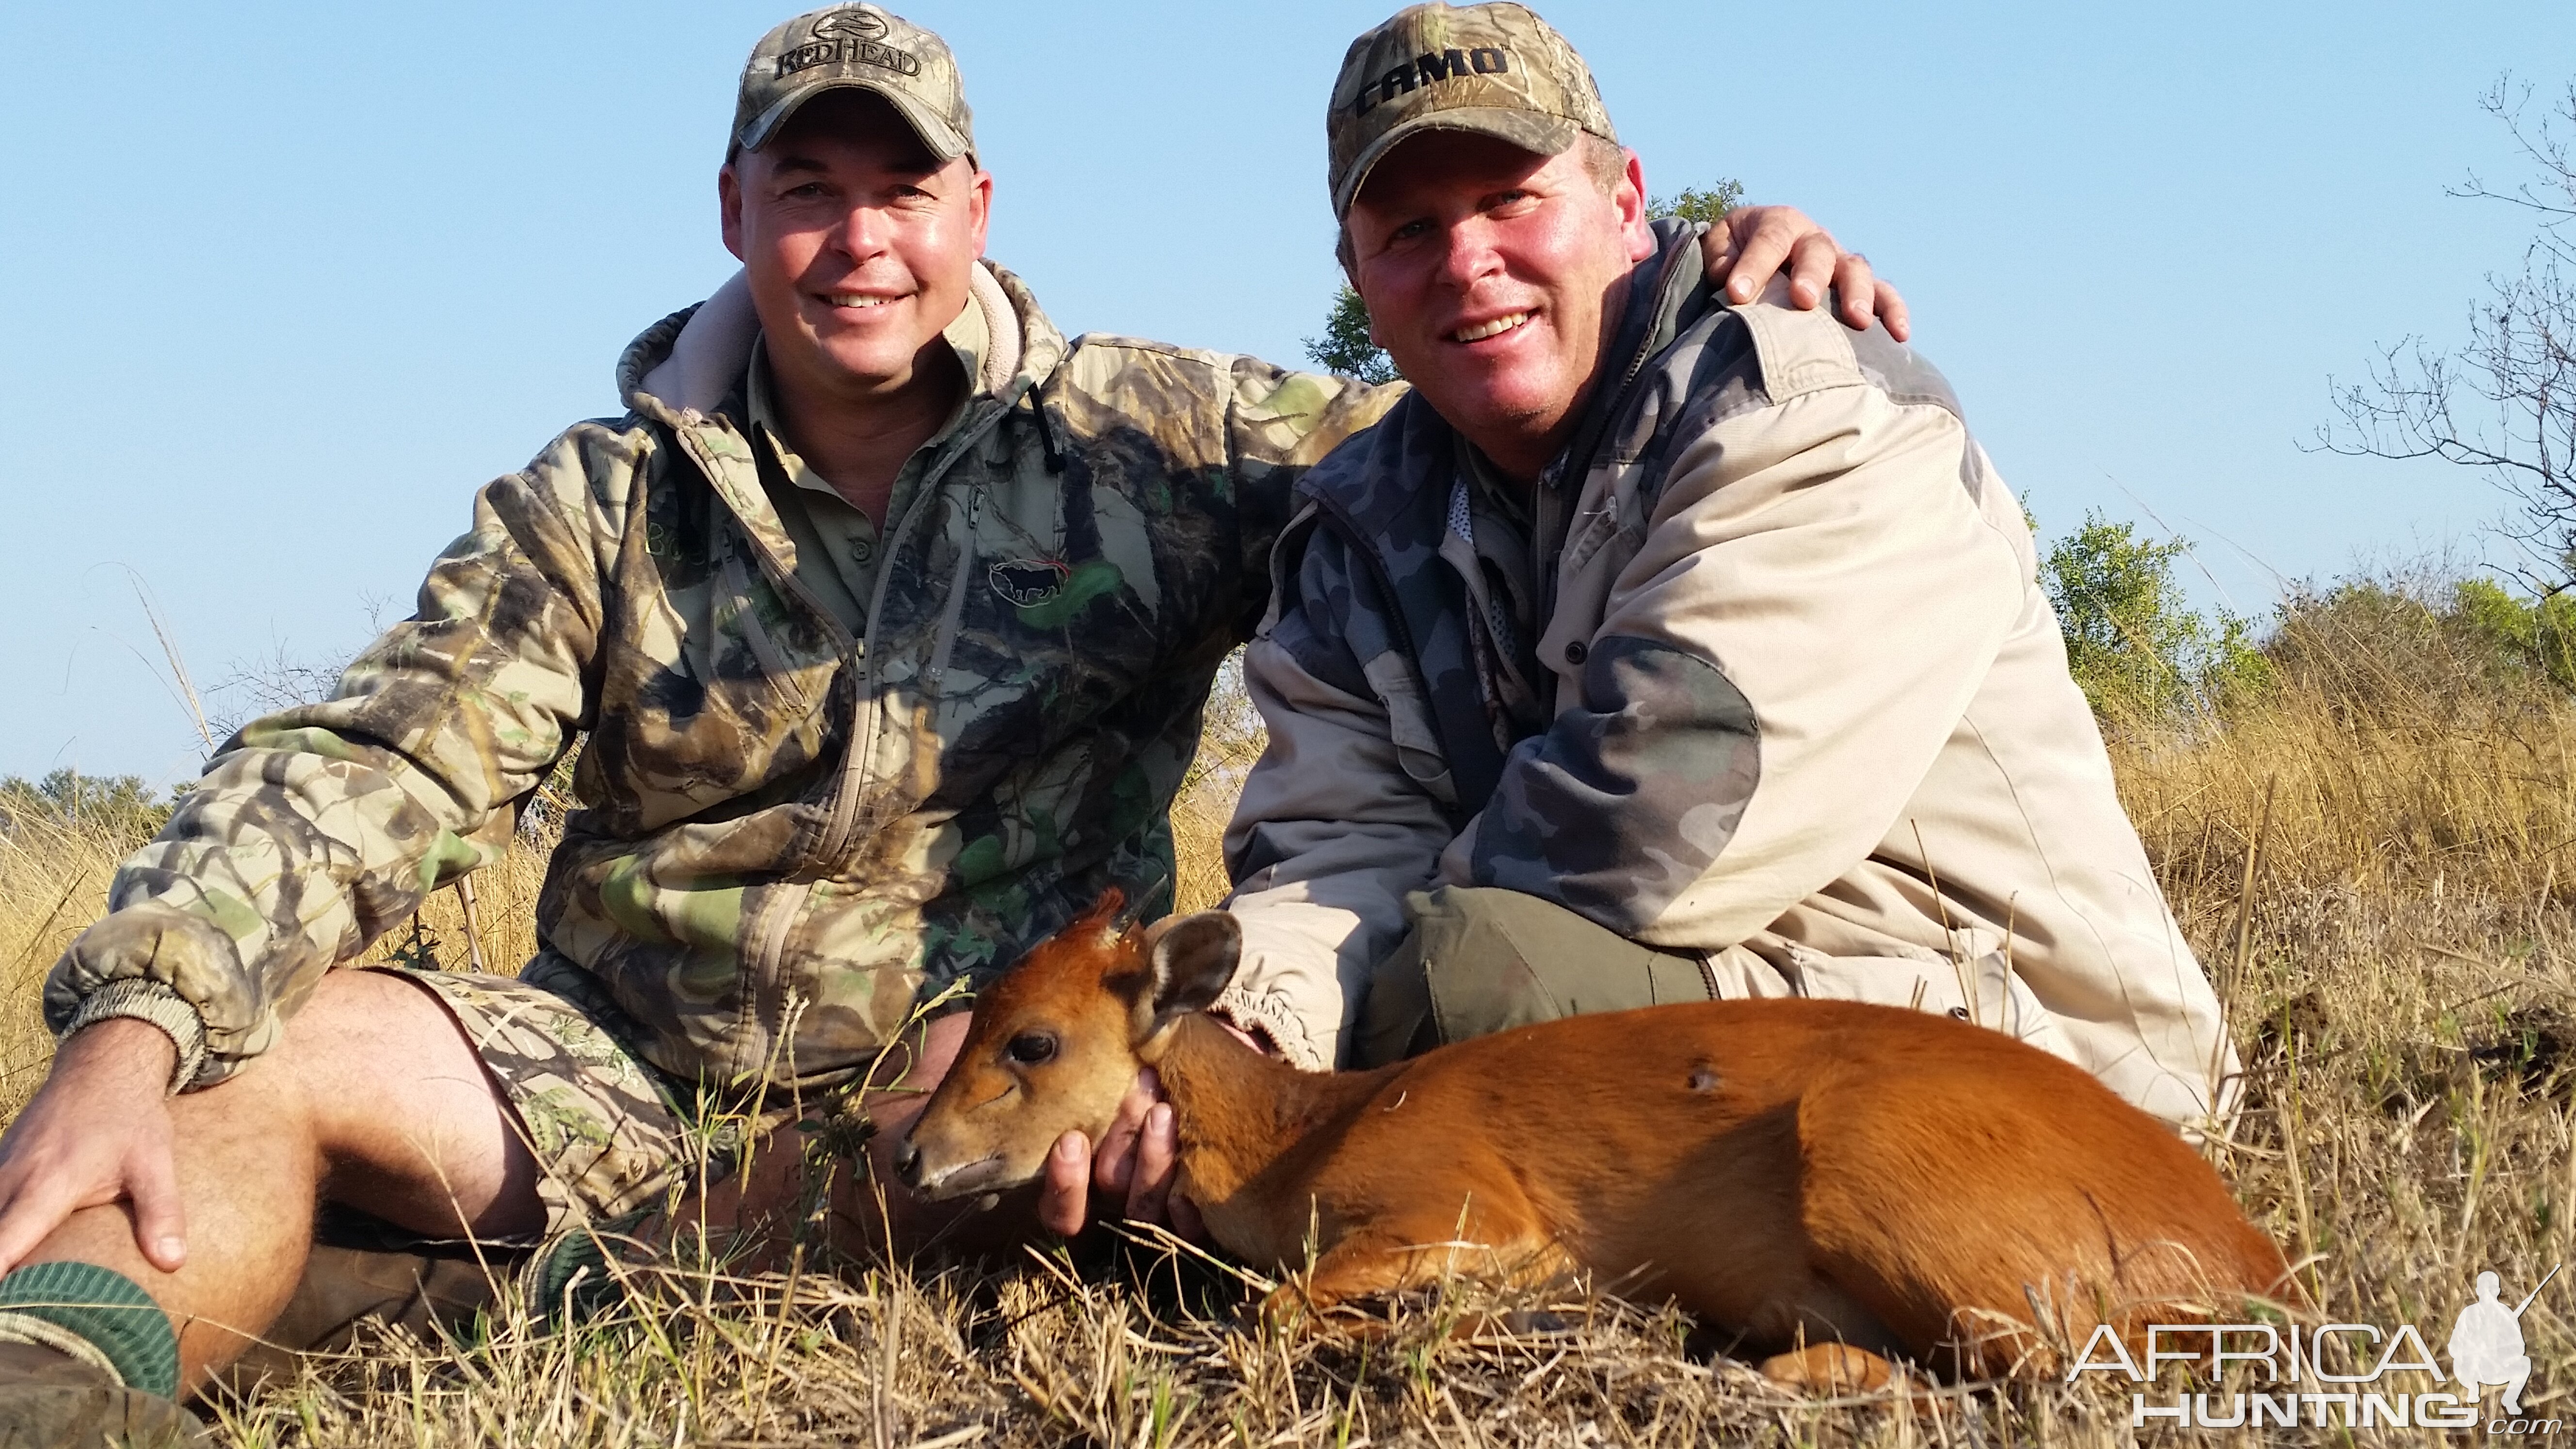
1327,3,1616,219
732,5,976,162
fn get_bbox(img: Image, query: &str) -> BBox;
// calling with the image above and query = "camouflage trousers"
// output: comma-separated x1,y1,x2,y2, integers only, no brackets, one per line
395,954,796,1236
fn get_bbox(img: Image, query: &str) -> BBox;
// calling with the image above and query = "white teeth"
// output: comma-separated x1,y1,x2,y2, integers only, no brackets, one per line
1451,312,1530,343
826,293,893,309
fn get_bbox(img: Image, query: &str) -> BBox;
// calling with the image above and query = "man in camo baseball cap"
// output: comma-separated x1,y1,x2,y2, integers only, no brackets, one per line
731,3,976,162
1326,1,1615,218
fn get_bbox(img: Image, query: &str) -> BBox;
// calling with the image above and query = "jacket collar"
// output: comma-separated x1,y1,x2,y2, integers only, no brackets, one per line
1549,217,1709,490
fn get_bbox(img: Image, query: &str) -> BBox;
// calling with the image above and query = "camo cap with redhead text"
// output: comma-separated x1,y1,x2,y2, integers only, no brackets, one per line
732,5,975,162
1326,2,1616,218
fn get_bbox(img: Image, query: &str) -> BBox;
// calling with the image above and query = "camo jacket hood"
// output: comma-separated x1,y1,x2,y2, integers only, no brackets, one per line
1221,225,2237,1128
50,263,1393,1091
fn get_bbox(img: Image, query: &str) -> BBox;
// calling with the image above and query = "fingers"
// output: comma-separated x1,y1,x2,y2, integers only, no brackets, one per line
1091,1071,1159,1194
1037,1130,1091,1238
0,1176,75,1279
1828,251,1879,332
1871,276,1912,343
1714,206,1803,305
1702,225,1742,292
1823,251,1910,340
1708,206,1910,340
1122,1103,1177,1224
1043,1065,1188,1240
124,1141,188,1273
1785,230,1841,314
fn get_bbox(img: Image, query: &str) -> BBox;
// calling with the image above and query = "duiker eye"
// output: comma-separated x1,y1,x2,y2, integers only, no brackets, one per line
1007,1031,1059,1066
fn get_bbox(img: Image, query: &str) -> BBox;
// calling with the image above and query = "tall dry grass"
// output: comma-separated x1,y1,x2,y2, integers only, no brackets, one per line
5,633,2576,1443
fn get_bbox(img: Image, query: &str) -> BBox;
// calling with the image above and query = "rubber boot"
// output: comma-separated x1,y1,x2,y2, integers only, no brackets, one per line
0,1341,207,1449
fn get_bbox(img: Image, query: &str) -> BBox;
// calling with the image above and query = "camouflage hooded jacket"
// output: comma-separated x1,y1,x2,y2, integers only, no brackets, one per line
1221,223,2236,1128
48,262,1391,1092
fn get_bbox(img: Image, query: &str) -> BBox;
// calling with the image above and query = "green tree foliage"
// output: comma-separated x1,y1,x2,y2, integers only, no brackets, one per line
2451,577,2576,687
1305,178,1745,386
1303,285,1400,386
1645,179,1744,228
2040,512,2270,722
0,769,176,841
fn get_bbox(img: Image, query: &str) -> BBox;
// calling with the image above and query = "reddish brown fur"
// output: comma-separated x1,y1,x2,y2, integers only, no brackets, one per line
904,895,2295,1382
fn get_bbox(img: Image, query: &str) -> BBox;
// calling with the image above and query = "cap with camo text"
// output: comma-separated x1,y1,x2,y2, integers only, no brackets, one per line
732,5,976,162
1326,2,1615,219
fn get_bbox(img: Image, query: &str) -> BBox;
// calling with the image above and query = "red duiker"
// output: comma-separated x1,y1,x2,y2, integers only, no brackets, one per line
899,892,2294,1389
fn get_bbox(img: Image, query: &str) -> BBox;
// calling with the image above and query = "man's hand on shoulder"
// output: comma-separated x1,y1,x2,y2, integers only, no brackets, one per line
0,1017,188,1275
1703,205,1912,342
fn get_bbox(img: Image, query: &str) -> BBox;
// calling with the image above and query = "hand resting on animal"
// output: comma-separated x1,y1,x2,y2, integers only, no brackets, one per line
899,891,2295,1389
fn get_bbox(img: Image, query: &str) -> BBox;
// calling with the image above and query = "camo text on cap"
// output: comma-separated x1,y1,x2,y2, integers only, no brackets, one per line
733,5,976,162
1326,2,1616,219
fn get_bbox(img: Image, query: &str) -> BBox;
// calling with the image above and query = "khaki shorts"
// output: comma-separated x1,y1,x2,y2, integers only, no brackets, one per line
385,955,819,1239
233,959,880,1367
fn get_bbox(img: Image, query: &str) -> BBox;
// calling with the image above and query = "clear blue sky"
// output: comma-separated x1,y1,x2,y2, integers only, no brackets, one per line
3,1,2571,785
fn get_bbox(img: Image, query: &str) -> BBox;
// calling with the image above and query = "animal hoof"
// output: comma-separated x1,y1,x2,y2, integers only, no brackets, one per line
1759,1343,1902,1396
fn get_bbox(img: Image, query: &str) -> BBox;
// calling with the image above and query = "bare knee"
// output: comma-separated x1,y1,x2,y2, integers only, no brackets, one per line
274,970,544,1238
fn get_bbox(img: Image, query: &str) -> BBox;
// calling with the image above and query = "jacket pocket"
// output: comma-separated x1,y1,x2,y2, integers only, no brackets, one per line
1362,653,1459,806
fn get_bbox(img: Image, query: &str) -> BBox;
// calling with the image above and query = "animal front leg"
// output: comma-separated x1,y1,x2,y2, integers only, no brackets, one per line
1260,1227,1571,1339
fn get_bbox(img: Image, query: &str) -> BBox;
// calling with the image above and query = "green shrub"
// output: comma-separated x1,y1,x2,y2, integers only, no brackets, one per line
2040,511,2270,724
2451,578,2576,691
2267,571,2576,720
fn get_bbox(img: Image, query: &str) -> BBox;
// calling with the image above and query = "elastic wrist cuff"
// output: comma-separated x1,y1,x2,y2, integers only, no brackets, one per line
1210,988,1321,1072
60,982,208,1095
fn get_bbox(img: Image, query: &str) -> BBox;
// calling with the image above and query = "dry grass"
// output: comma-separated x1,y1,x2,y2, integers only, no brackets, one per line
8,644,2576,1444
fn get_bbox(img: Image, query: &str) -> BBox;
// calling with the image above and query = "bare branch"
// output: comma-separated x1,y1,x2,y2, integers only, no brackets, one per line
2322,76,2576,592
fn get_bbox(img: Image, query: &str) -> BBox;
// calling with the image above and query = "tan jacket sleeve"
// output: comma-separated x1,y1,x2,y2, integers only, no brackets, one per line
1216,517,1455,1070
45,431,615,1088
1460,306,2026,949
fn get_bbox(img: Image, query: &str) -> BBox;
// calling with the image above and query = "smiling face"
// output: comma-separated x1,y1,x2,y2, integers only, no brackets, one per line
719,88,990,409
1344,130,1655,481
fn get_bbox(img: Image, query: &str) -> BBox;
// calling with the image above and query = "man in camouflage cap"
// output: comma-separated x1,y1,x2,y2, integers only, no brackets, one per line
1219,3,2239,1134
0,2,1897,1432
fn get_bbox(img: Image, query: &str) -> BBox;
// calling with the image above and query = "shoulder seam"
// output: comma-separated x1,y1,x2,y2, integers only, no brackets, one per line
1731,300,1862,402
1065,333,1232,370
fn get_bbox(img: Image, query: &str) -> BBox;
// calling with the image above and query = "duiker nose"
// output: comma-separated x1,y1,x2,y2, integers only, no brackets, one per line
893,1137,924,1188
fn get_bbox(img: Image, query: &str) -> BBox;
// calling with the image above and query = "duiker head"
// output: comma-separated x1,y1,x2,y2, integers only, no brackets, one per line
897,892,1242,1201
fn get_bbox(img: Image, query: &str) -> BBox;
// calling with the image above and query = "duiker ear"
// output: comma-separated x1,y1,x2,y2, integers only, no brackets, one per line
1139,911,1242,1030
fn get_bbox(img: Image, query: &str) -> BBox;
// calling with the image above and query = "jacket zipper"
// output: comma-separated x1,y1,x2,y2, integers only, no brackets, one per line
811,403,1013,877
711,400,1014,1078
1533,230,1705,712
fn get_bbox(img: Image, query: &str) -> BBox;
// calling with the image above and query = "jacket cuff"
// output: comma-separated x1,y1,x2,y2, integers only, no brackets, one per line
59,982,209,1095
1210,983,1327,1072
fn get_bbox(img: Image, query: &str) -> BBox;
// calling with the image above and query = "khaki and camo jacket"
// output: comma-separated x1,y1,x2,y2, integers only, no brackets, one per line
48,263,1392,1094
1221,222,2237,1129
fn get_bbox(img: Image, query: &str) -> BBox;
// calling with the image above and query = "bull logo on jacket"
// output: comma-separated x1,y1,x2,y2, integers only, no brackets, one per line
989,558,1069,608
